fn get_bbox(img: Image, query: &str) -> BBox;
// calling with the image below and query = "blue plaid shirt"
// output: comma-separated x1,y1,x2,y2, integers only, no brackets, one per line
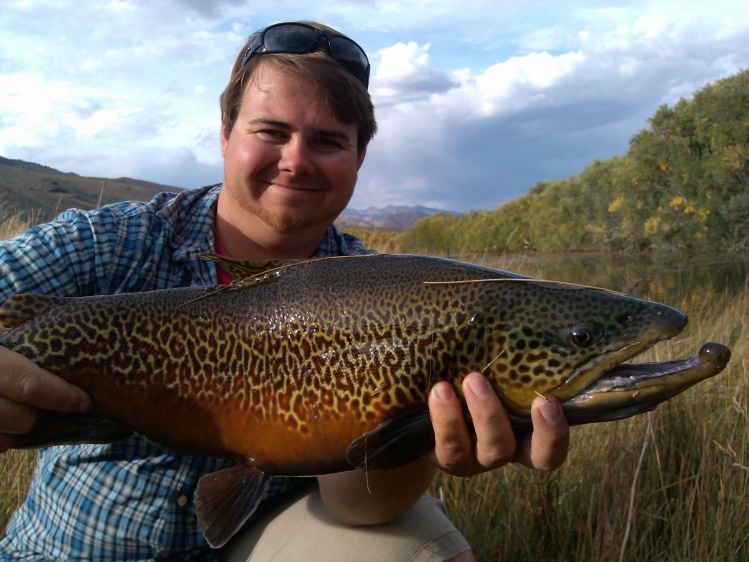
0,184,371,561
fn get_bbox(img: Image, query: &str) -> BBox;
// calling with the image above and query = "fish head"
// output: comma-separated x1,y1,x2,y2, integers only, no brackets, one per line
476,280,688,414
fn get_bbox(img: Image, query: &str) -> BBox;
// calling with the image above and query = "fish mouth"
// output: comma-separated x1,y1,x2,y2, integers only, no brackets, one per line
547,306,690,405
560,342,731,426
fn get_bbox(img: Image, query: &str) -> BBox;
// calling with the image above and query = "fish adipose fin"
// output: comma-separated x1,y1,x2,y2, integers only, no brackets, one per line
347,403,435,471
11,411,132,449
194,464,271,549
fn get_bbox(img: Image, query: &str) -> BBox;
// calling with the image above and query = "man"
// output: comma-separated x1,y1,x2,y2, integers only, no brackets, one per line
0,21,568,561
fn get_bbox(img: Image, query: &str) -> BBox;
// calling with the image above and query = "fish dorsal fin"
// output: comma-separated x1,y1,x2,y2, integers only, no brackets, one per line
194,465,271,548
347,403,435,471
200,253,298,282
0,293,66,329
200,252,384,284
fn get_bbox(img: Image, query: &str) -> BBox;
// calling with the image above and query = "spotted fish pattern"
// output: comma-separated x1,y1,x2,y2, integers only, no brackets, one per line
0,253,731,548
0,252,710,465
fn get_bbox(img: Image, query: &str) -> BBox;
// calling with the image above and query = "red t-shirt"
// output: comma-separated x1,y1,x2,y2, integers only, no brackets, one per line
213,230,234,286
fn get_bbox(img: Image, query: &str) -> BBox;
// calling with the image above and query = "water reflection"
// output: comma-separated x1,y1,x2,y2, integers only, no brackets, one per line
471,252,749,309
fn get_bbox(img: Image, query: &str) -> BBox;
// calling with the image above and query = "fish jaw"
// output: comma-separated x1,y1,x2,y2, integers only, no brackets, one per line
546,317,688,404
548,300,689,400
558,341,731,425
486,289,689,417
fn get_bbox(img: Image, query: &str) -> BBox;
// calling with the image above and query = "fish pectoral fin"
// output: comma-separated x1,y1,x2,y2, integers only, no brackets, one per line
11,411,132,449
346,404,435,471
194,465,271,549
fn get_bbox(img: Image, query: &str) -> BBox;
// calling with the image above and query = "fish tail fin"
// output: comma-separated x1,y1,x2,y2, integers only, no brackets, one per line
0,293,67,329
195,465,271,548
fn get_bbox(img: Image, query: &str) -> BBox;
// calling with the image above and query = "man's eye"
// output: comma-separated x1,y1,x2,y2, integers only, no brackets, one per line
316,138,344,149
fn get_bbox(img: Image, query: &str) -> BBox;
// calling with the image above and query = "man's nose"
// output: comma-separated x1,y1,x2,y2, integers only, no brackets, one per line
278,137,314,175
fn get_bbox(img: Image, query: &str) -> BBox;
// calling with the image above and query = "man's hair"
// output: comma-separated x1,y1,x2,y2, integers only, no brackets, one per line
219,21,377,154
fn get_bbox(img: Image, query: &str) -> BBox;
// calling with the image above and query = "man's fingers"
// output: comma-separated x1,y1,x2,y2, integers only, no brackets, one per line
463,372,516,469
514,394,569,470
429,373,519,477
428,381,476,476
0,397,39,435
0,347,91,415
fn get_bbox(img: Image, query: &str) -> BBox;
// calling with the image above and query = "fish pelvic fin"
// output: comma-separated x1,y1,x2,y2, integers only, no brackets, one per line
11,411,132,449
0,293,67,329
347,403,435,471
195,464,271,549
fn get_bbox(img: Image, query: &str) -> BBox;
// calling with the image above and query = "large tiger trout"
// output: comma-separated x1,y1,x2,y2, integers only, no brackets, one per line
0,253,730,547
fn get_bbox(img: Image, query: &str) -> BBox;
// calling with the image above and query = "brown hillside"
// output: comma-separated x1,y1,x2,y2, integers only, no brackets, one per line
0,157,182,222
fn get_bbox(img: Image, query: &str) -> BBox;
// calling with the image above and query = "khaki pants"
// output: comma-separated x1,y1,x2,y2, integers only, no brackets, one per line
218,482,470,561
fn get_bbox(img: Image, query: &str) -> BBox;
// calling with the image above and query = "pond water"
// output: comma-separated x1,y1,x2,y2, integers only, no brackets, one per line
471,252,749,310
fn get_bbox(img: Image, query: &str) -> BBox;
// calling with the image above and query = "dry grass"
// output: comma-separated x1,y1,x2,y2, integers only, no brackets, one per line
0,451,36,533
0,202,41,242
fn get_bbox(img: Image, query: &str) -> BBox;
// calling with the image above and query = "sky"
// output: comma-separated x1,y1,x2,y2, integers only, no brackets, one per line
1,1,748,212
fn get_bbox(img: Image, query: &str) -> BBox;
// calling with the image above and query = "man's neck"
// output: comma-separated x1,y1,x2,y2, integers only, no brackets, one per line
214,210,325,261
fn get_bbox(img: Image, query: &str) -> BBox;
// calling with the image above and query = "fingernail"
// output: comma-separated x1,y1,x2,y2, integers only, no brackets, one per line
540,398,560,424
78,399,93,413
467,376,490,397
434,383,453,403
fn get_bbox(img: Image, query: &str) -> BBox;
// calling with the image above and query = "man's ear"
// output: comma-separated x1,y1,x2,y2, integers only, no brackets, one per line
357,146,367,170
220,118,230,158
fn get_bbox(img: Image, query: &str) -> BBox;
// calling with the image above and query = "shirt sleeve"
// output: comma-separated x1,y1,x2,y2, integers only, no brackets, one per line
0,209,101,302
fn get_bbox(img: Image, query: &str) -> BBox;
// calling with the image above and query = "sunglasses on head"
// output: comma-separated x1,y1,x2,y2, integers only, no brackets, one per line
240,22,371,89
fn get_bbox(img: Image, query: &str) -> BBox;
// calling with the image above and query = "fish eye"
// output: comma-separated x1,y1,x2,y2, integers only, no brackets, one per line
568,326,596,347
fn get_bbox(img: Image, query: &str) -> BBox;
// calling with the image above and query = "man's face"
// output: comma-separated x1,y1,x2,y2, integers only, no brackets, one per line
220,63,365,246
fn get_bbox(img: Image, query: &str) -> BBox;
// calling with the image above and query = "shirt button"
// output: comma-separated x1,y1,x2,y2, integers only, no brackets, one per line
177,495,189,507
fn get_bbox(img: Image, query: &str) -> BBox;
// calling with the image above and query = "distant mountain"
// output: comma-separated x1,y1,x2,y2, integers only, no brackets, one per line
0,156,457,231
0,156,181,221
336,204,458,230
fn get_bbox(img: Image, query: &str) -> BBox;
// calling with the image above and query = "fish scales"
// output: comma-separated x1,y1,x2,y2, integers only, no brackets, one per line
0,253,731,547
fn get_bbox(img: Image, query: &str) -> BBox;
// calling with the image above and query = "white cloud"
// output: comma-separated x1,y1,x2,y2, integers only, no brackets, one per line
353,9,749,209
372,42,456,105
1,0,748,211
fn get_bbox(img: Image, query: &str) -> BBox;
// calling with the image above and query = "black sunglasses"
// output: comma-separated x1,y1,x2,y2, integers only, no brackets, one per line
240,22,371,89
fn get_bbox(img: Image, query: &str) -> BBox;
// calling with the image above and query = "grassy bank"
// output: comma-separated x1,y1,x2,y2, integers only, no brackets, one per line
0,451,36,532
1,211,747,560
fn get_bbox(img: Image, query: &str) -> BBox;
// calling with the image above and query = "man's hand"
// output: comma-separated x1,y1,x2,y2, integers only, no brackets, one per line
319,370,569,527
428,371,569,476
0,325,91,452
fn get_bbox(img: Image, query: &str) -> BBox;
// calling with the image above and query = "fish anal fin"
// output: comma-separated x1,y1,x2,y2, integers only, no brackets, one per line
11,411,132,449
195,465,271,548
346,403,435,471
0,294,66,329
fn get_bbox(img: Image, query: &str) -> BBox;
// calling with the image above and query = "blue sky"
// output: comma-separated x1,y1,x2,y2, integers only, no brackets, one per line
1,0,747,211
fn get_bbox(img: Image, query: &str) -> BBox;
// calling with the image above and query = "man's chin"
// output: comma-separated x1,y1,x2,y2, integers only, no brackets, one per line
251,205,335,234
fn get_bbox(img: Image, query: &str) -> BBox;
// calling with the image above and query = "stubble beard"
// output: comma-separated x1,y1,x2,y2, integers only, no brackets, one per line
230,187,341,234
247,202,311,232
